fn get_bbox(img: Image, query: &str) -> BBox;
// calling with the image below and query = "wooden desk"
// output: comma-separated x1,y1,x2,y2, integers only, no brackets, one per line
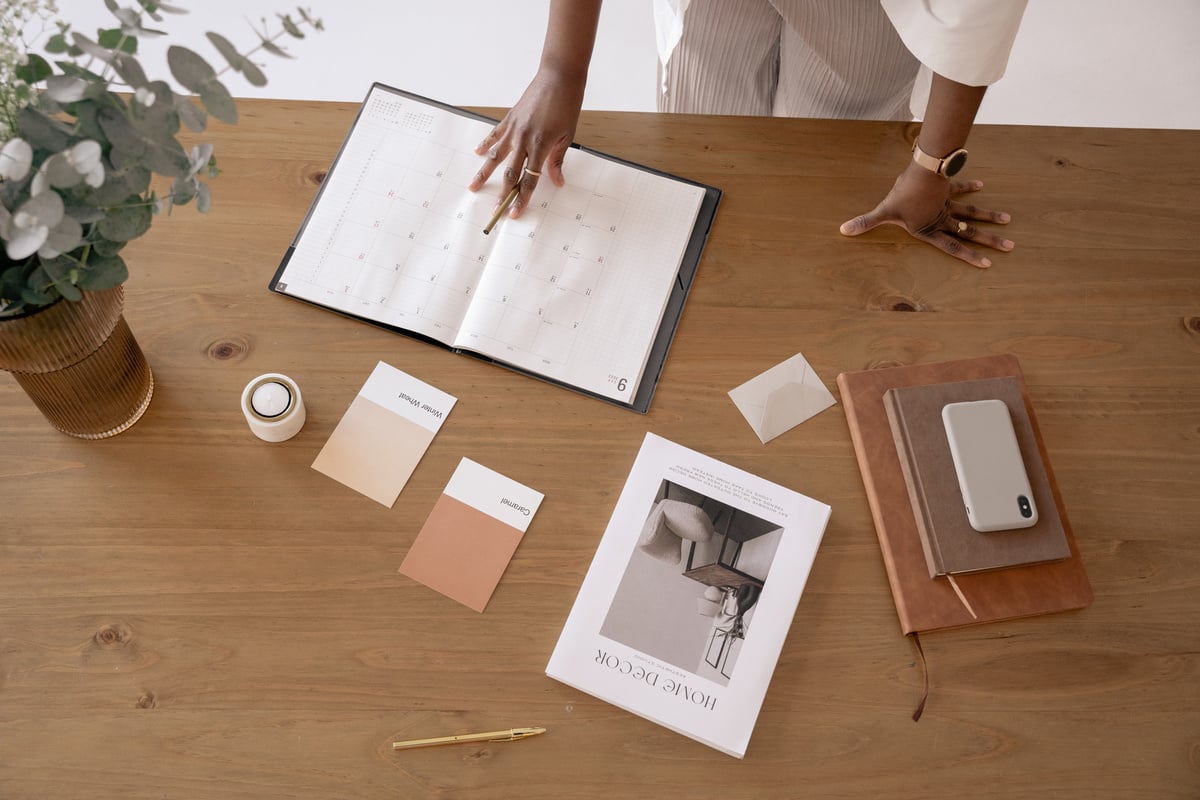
2,100,1198,799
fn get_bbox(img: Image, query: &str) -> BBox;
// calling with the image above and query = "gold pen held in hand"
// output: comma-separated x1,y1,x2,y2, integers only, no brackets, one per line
483,184,520,235
392,726,546,750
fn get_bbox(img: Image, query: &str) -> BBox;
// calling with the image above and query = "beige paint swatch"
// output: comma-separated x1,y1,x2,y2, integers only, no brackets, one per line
312,361,455,507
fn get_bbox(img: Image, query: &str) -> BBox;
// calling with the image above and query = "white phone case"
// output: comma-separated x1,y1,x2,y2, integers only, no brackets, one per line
942,399,1039,532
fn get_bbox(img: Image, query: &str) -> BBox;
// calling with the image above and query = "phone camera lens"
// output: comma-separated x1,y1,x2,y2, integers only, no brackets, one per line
1018,495,1032,518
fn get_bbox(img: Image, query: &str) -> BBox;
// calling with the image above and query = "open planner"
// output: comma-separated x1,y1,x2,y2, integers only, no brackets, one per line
270,84,722,412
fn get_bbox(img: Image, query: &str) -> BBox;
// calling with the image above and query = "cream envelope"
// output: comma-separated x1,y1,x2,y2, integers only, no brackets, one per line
728,352,837,444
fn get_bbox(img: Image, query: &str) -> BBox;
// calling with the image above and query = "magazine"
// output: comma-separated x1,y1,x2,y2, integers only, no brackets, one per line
546,433,831,758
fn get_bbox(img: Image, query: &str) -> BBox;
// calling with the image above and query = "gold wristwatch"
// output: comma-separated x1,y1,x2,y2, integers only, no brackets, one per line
911,139,969,178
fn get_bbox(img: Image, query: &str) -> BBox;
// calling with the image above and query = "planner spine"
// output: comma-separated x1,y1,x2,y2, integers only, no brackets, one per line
883,389,945,579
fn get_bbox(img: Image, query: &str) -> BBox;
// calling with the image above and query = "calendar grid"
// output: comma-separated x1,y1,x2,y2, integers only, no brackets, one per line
273,85,716,409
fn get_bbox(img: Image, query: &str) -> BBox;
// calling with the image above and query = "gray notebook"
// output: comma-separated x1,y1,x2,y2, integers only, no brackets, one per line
884,377,1071,577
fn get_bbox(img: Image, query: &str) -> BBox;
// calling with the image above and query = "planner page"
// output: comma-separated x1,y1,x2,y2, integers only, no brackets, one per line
274,84,707,406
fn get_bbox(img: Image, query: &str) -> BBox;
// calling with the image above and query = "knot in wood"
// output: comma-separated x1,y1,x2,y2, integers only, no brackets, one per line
205,336,250,363
308,169,327,186
94,622,132,648
1183,316,1200,336
136,691,157,709
868,291,927,312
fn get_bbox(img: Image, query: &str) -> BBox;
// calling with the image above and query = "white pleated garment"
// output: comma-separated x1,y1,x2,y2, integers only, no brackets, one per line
652,0,1028,120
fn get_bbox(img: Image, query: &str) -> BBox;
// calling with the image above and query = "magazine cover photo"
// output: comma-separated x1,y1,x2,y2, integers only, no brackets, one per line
599,479,784,686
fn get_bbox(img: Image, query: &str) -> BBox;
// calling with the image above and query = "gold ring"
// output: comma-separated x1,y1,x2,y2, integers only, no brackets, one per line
956,220,969,234
523,167,541,177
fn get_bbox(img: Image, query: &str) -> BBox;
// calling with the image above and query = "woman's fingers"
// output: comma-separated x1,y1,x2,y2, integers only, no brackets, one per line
944,218,1015,252
949,198,1012,225
916,228,993,269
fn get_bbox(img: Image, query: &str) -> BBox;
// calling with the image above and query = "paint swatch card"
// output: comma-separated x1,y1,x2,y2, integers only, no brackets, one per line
399,458,544,612
312,361,455,507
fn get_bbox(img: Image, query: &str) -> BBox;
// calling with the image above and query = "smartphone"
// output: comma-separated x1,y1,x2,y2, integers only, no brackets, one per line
941,399,1039,532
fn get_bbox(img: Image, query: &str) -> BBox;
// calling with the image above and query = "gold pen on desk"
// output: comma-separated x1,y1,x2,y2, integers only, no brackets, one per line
392,726,546,750
483,184,520,235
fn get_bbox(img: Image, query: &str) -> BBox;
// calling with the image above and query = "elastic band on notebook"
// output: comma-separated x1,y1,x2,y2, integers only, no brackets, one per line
909,632,929,721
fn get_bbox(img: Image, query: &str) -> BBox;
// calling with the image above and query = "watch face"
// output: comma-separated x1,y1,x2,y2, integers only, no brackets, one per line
944,149,968,177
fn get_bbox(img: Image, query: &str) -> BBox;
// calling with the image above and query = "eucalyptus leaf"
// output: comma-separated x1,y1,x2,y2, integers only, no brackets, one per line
134,0,163,22
22,264,56,302
91,238,127,258
98,28,138,54
20,190,66,229
166,45,216,93
69,100,107,145
0,179,25,210
175,97,207,132
46,217,84,256
258,38,293,59
205,31,268,89
82,164,151,205
1,266,28,306
199,82,239,125
133,84,182,137
64,204,106,225
22,283,57,307
76,253,129,291
168,176,197,206
41,257,83,300
205,32,244,70
111,7,138,27
109,53,149,89
111,7,167,37
196,182,212,213
143,79,176,106
243,60,267,87
17,106,74,153
15,53,53,83
96,197,153,242
44,75,89,103
69,33,116,64
45,154,84,189
279,15,304,38
53,61,108,83
45,33,71,55
96,105,190,178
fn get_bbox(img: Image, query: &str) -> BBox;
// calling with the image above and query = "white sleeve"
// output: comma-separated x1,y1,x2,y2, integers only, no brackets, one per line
880,0,1029,87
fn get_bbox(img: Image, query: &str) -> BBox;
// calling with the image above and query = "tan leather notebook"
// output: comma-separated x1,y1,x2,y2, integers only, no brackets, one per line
837,355,1092,635
884,377,1072,578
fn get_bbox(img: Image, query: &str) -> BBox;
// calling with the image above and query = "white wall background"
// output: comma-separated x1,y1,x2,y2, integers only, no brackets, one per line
39,1,1200,129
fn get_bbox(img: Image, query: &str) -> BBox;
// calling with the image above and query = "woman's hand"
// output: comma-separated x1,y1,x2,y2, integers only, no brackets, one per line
469,70,585,219
840,161,1014,269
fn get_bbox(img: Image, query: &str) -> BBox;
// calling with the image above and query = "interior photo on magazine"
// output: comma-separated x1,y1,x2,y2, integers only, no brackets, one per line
546,433,831,758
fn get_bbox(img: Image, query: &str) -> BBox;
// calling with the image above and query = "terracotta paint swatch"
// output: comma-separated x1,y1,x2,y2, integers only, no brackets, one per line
312,361,455,506
400,458,544,612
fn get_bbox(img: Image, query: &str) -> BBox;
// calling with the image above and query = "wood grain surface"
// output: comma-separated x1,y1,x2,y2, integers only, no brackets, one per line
1,100,1198,799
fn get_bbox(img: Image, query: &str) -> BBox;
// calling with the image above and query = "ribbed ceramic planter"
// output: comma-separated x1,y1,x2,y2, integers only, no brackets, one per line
0,286,153,438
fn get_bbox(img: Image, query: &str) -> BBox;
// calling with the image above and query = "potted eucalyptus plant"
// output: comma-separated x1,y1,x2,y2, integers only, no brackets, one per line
0,0,321,437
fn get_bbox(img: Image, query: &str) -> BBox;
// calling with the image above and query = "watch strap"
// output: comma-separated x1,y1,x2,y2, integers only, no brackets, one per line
912,139,967,177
